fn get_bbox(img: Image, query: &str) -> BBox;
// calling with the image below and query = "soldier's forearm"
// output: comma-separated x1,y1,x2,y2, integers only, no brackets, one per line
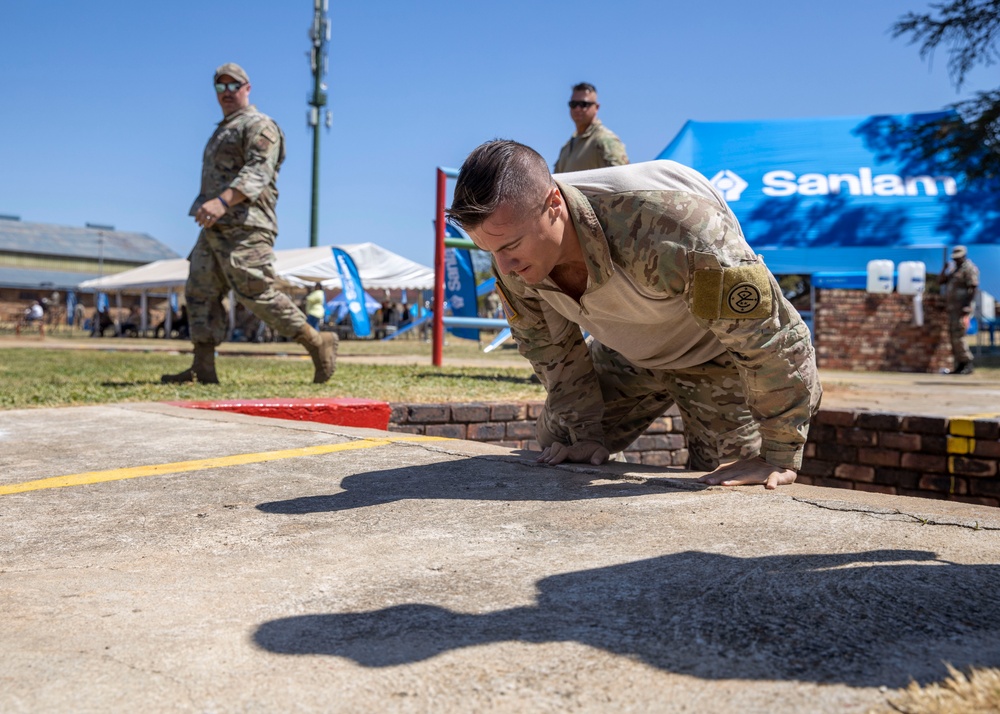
219,188,246,207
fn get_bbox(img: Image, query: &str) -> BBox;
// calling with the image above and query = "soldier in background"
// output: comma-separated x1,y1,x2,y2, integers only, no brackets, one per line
553,83,629,174
162,62,337,385
448,140,822,489
939,245,980,375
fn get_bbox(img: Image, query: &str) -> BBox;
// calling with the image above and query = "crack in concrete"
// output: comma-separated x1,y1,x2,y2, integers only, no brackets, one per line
791,497,1000,531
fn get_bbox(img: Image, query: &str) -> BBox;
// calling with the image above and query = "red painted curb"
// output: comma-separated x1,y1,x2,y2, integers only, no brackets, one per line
166,398,391,430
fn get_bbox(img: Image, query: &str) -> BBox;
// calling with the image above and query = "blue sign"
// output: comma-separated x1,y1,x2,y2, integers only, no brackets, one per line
332,247,372,338
656,113,1000,297
444,247,478,340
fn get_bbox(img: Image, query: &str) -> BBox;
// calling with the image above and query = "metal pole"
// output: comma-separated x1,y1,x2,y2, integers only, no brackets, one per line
433,168,446,366
307,0,329,248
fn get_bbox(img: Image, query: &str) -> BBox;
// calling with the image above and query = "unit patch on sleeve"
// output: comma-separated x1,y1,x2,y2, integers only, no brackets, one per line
691,263,772,320
494,281,519,323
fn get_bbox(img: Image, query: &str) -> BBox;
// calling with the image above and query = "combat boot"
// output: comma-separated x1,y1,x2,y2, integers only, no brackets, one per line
957,361,975,375
160,343,219,384
295,325,338,383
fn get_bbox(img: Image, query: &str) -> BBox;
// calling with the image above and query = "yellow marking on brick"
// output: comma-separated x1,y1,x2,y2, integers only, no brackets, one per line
0,436,449,496
949,418,976,437
946,436,972,455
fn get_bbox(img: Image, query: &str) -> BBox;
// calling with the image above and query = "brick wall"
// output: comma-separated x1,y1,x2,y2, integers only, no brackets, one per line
814,289,953,372
389,402,688,467
801,409,1000,506
389,402,1000,507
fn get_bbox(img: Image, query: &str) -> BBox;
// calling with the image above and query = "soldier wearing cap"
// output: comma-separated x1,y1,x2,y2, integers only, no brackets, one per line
554,83,629,174
939,245,980,375
448,140,822,489
163,62,337,385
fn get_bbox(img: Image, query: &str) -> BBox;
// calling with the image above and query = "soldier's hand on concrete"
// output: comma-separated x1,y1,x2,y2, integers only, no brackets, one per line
697,457,796,490
537,440,610,466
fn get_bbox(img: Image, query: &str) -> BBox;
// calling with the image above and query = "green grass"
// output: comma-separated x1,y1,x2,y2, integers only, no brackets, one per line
0,346,545,410
4,333,999,410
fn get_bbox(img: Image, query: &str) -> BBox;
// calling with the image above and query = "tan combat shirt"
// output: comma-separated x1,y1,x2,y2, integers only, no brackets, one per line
496,161,822,469
189,105,286,233
943,259,980,314
553,119,629,173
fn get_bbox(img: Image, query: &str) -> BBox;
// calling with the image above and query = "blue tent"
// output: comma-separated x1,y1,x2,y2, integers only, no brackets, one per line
325,289,381,323
656,113,1000,297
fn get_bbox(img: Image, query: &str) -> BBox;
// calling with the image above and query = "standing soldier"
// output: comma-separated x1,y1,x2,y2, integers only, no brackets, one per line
553,82,629,174
939,245,980,375
163,62,337,385
448,140,822,489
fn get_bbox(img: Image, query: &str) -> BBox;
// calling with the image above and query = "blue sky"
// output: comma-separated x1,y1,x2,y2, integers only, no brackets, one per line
1,0,994,267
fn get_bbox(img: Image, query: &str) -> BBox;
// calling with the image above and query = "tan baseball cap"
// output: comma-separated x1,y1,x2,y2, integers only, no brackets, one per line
952,246,968,259
214,63,249,84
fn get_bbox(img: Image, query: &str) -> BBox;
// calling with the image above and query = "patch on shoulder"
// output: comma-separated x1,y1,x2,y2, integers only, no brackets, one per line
727,281,762,315
495,281,519,323
691,263,772,320
260,126,278,144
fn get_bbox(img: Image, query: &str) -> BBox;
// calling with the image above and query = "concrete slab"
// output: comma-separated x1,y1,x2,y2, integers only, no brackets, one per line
2,404,1000,713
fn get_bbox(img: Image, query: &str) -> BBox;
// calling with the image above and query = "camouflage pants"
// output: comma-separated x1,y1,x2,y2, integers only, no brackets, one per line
537,344,761,471
186,226,307,346
948,310,973,365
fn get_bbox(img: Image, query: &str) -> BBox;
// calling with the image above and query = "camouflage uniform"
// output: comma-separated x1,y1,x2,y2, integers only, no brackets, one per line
495,161,822,471
942,258,980,368
185,104,306,345
553,119,629,174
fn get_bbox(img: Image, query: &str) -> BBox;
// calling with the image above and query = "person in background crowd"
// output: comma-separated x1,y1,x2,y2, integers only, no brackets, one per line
73,301,86,331
23,300,44,323
305,283,326,329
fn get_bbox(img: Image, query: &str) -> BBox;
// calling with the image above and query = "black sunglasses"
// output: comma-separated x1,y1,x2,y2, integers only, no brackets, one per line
214,81,245,94
568,100,595,109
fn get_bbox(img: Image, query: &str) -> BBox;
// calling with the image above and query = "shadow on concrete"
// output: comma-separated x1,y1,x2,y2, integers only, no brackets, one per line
100,380,163,388
413,371,537,385
253,549,1000,687
256,456,701,515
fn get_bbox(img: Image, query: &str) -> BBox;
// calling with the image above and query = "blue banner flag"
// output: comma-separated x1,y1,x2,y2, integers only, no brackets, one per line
331,247,371,338
65,291,77,325
444,247,478,340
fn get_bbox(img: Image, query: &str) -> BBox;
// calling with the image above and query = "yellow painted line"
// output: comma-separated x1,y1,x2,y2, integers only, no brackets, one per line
0,436,449,496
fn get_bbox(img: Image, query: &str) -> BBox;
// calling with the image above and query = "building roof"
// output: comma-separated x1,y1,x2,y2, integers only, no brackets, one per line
0,219,180,263
0,267,105,291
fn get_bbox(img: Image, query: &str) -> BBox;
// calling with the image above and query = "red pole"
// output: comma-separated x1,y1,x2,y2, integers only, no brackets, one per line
432,168,446,366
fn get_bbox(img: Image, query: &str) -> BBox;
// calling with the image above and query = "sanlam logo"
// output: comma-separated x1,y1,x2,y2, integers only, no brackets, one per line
710,170,749,201
711,168,959,201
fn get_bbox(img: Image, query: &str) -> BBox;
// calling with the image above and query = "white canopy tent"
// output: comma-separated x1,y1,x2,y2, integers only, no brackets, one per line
273,242,435,290
77,242,435,335
78,242,435,293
